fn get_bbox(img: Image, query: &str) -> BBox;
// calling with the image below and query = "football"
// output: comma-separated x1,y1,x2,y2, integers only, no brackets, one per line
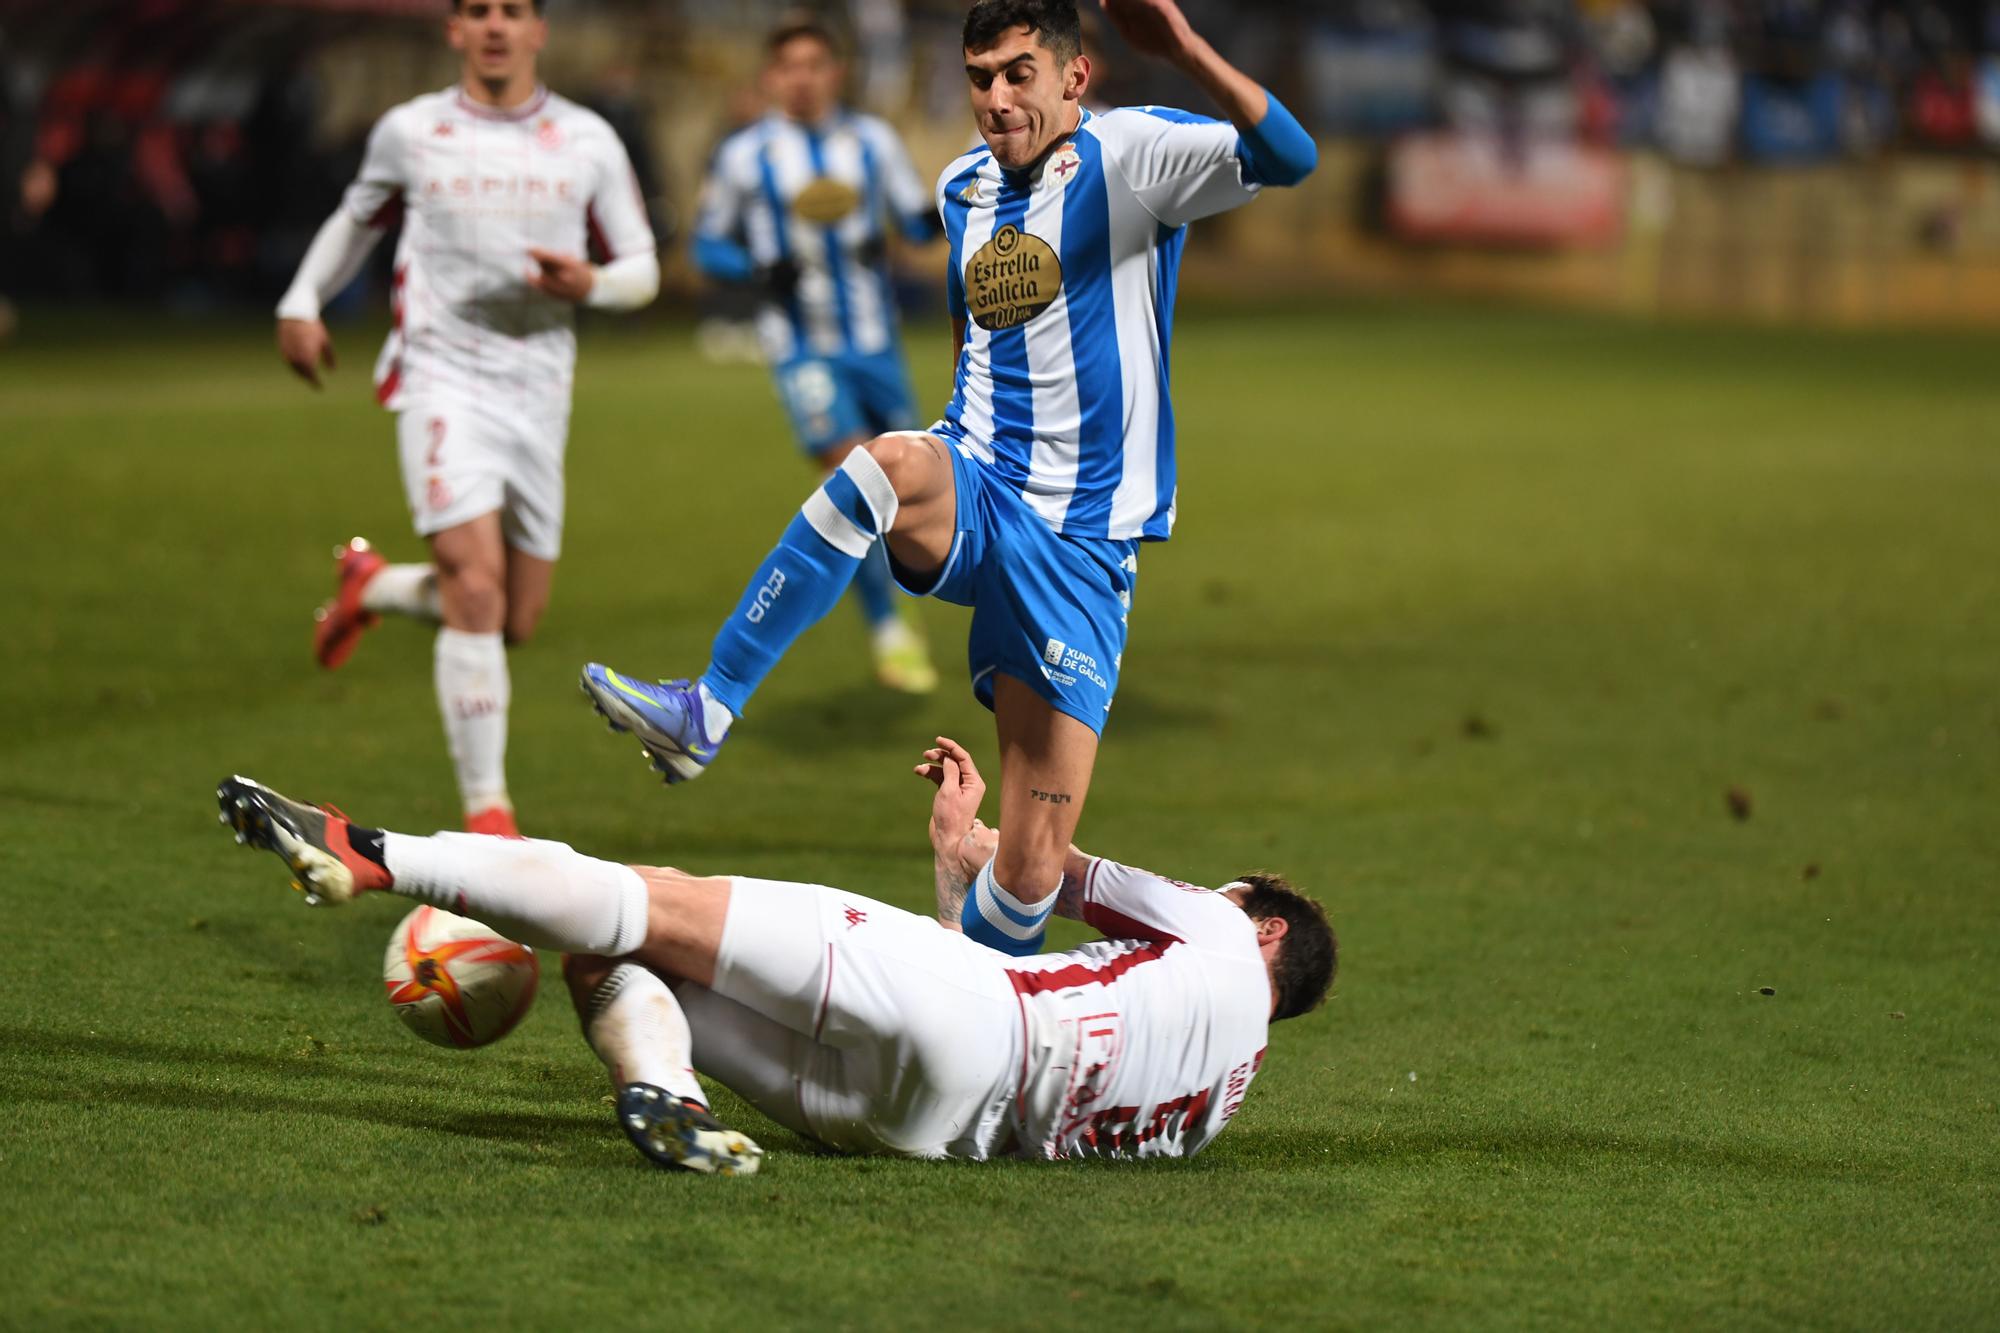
382,905,539,1048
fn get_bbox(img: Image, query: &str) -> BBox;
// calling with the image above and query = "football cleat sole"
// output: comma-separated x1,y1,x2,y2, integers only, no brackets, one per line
617,1083,763,1176
216,775,361,907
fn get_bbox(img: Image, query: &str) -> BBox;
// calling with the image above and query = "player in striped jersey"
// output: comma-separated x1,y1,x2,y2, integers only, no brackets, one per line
274,0,658,838
582,0,1316,956
217,736,1335,1167
692,16,940,694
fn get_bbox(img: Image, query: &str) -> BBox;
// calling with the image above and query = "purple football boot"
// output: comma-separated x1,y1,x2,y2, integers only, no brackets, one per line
580,664,726,785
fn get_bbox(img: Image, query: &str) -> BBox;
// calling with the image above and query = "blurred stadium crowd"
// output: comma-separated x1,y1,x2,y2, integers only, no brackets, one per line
2,0,1999,310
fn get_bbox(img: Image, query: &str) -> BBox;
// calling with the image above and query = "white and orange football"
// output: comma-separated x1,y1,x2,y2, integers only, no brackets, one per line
382,906,538,1048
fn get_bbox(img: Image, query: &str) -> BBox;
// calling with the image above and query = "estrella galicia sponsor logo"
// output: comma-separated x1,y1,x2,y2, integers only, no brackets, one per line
746,567,787,624
964,224,1061,331
792,176,861,224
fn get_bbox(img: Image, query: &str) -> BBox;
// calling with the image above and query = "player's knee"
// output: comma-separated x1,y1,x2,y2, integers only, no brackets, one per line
436,564,505,630
862,432,941,507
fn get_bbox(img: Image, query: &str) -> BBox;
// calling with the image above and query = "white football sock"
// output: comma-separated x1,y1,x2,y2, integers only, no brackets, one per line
435,628,510,815
585,963,706,1106
380,831,649,956
870,615,918,655
361,563,442,620
695,679,734,739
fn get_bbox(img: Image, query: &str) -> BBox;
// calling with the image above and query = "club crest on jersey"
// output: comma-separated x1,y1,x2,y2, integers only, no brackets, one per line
793,176,861,224
1045,142,1082,188
964,224,1062,331
535,117,563,150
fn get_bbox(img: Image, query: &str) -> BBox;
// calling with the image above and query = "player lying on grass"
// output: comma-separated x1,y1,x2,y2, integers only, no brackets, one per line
215,737,1335,1172
579,0,1318,961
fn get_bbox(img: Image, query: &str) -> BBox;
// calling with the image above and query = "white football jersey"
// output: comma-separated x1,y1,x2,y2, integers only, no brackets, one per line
1002,859,1271,1160
339,86,653,410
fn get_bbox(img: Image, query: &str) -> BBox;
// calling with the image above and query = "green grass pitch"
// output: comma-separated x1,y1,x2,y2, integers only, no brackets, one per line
2,305,1996,1329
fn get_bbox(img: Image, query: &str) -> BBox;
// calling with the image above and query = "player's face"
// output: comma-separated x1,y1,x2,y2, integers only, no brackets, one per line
964,26,1090,170
767,35,843,124
449,0,546,88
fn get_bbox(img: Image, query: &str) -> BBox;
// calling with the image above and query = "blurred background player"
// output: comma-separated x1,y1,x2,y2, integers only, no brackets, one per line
273,0,659,837
214,732,1335,1168
581,0,1316,954
691,13,941,696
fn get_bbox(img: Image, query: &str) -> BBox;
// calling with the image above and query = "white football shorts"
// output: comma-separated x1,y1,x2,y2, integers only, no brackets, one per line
683,878,1024,1160
395,391,569,561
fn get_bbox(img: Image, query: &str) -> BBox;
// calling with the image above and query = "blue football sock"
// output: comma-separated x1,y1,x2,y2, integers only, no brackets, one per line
850,540,898,629
702,451,900,716
960,860,1058,957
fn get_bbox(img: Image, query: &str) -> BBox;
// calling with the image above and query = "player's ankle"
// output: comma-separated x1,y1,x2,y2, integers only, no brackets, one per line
344,824,395,889
695,679,735,739
961,861,1058,956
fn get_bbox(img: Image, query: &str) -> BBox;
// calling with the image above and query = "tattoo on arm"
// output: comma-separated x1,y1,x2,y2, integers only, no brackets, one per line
1028,790,1073,805
934,856,970,931
1053,869,1088,921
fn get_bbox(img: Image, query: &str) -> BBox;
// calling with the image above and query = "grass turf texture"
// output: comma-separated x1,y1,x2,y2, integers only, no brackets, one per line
2,305,1996,1329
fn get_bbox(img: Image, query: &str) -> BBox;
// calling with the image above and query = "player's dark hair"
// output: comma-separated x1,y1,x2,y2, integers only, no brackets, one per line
454,0,545,13
1234,872,1336,1022
768,11,843,59
963,0,1082,65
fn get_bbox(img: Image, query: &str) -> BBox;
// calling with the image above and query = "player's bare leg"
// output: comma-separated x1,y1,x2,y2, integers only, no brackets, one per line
217,785,756,1172
562,950,762,1176
953,673,1098,954
502,542,553,647
430,513,519,836
582,431,958,783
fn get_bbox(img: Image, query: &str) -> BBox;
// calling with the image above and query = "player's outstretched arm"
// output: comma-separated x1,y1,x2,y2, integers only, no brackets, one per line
1099,0,1317,187
915,736,988,929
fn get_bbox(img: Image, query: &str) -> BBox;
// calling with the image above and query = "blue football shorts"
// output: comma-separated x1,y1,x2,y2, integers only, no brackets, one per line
773,350,916,458
892,436,1138,735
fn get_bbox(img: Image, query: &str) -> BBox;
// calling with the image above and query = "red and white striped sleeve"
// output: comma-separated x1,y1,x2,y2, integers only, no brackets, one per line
1079,858,1253,947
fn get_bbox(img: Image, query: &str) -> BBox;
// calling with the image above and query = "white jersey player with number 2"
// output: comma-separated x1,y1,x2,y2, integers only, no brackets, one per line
273,0,657,841
217,735,1336,1171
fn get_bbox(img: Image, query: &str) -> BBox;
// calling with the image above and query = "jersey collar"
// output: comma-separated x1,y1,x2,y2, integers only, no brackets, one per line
453,84,551,122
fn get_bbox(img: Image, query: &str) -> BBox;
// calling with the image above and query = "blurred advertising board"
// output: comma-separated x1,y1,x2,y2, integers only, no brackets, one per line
1388,132,1627,249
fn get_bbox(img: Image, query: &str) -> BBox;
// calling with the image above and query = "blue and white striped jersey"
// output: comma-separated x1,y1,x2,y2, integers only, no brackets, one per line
935,107,1263,542
697,111,934,363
